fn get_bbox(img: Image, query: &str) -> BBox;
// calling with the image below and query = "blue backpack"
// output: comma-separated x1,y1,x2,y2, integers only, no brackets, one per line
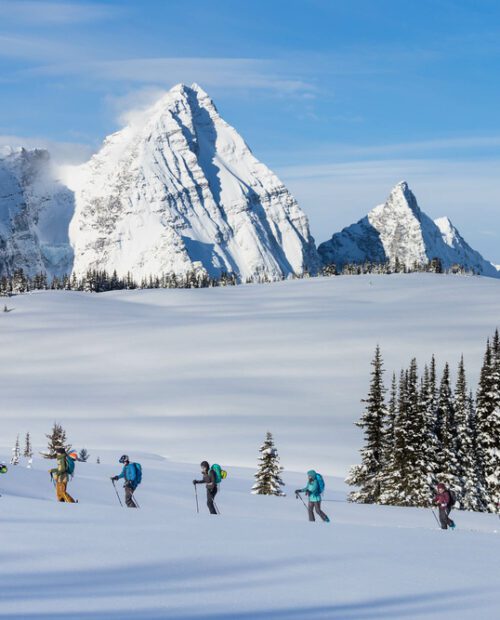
132,463,142,485
316,473,325,494
66,455,76,477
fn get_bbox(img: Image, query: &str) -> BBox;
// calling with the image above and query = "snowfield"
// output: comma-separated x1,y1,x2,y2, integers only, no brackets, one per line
2,274,500,619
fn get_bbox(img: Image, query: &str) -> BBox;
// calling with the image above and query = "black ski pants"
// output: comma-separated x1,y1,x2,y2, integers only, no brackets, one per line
207,486,218,514
308,500,328,522
438,506,454,529
125,485,138,508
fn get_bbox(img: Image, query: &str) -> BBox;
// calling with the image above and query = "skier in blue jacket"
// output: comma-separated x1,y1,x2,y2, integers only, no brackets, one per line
111,455,139,508
296,470,330,523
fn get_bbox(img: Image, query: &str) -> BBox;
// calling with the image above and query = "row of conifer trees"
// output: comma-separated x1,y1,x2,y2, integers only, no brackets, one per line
347,331,500,512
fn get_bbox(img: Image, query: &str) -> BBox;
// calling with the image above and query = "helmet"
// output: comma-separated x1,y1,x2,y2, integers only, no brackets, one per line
68,451,78,460
119,454,129,464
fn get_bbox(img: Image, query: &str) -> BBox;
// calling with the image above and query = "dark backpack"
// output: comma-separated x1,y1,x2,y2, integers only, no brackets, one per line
448,490,456,508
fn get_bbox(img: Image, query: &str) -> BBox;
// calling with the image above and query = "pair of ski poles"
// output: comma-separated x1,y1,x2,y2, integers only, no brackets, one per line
111,479,139,508
193,483,220,514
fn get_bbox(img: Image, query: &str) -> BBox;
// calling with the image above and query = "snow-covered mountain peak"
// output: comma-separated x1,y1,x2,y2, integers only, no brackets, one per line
318,182,499,278
69,83,319,281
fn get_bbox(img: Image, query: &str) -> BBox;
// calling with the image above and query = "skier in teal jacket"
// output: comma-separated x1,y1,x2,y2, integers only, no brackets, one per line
296,470,330,523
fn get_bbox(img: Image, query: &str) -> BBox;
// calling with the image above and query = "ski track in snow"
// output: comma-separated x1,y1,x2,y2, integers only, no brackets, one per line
1,274,500,618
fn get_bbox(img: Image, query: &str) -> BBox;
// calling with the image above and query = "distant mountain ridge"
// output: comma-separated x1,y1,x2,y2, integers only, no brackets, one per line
318,182,499,278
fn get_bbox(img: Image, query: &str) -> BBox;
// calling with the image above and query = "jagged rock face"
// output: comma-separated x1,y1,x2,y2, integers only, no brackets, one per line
0,148,74,278
318,182,498,277
69,83,319,281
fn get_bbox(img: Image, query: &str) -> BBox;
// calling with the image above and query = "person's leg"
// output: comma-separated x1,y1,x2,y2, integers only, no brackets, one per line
308,501,315,522
125,486,137,508
207,488,217,514
314,501,329,522
446,507,455,528
61,481,75,503
55,479,65,502
438,507,448,529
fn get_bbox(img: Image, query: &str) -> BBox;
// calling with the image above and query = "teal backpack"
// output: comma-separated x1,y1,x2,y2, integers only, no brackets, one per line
211,463,227,484
133,463,142,485
66,454,76,477
316,473,325,494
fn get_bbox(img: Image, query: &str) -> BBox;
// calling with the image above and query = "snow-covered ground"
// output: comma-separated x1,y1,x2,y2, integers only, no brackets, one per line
2,274,500,618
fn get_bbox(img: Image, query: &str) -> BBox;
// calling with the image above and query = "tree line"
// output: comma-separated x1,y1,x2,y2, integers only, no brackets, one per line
347,332,500,513
1,255,477,296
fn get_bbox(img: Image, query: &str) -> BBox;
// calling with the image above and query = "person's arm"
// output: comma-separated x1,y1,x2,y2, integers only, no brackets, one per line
116,466,126,480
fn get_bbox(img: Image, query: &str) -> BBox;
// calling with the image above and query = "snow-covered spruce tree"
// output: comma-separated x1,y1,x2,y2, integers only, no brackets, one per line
454,356,482,510
11,435,21,465
347,345,387,503
251,432,285,496
476,334,500,512
79,448,90,462
420,363,439,490
40,423,71,459
23,432,33,459
434,363,460,494
379,370,409,505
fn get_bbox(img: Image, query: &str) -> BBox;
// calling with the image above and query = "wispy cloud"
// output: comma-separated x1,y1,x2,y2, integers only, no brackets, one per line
29,57,317,96
0,1,115,25
0,134,94,164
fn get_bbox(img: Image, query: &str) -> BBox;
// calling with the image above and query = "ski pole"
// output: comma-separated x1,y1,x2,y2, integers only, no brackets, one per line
132,494,140,509
431,508,440,527
213,500,220,515
296,491,308,510
111,479,123,507
194,483,199,514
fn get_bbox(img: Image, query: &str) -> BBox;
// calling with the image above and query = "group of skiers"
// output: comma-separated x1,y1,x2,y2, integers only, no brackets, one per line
1,452,458,528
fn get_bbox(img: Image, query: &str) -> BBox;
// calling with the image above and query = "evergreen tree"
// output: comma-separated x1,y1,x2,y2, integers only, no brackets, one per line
476,335,500,511
79,448,90,462
379,370,409,505
435,363,460,494
251,432,285,496
96,456,101,464
23,432,33,459
11,435,20,465
347,346,387,503
40,422,71,459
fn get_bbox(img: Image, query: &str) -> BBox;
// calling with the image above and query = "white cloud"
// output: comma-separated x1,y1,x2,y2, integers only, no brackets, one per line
29,57,316,96
0,1,114,25
0,134,93,164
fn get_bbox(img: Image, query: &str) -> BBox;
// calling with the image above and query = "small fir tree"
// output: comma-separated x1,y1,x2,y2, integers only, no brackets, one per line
23,432,33,459
79,448,90,462
11,435,21,465
251,432,286,496
41,422,71,459
346,345,387,503
96,456,101,464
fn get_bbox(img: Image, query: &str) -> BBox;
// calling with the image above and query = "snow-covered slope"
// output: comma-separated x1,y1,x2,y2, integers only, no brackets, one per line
0,148,74,278
1,451,499,619
68,83,319,281
318,181,498,277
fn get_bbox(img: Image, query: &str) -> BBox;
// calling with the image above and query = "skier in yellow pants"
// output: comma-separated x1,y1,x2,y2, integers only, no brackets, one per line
49,447,75,503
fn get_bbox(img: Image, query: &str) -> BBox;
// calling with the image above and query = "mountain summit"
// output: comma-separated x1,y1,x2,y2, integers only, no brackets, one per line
318,181,498,277
69,83,319,281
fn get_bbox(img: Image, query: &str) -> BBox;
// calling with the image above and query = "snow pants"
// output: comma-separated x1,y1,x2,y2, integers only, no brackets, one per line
308,500,328,522
438,506,454,529
207,486,218,514
56,479,75,503
125,485,138,508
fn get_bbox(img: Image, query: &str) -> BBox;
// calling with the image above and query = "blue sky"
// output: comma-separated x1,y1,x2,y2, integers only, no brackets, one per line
1,0,499,260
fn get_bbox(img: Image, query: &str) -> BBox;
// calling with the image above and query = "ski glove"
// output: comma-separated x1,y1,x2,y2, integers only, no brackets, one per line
295,489,301,494
193,480,198,485
111,476,119,481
